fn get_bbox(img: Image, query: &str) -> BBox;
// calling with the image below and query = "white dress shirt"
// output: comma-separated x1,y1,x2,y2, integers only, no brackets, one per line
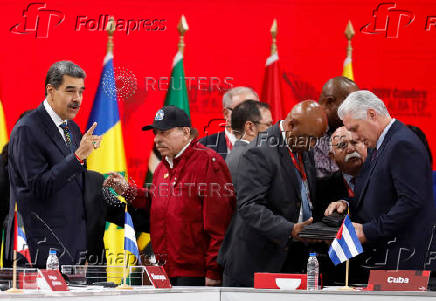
43,99,67,141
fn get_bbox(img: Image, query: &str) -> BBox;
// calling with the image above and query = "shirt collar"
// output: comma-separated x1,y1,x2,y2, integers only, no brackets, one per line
280,120,290,150
376,118,395,150
43,99,65,127
343,173,353,183
225,128,237,146
343,173,355,190
165,140,191,169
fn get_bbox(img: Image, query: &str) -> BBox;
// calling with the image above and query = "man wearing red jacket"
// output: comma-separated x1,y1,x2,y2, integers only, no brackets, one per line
105,106,235,286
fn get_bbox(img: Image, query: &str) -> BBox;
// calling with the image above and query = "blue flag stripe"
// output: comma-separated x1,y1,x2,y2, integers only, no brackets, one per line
87,58,120,135
337,234,353,259
344,216,363,253
124,211,141,264
124,238,140,257
328,248,341,266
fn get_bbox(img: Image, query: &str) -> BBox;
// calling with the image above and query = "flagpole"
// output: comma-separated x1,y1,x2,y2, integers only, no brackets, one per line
344,20,355,60
7,205,22,293
270,19,278,56
340,207,353,290
117,204,133,290
343,20,355,81
177,15,189,54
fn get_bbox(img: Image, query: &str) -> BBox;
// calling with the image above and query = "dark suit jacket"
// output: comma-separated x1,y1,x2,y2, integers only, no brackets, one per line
7,104,87,268
315,171,349,222
199,131,227,159
218,122,317,287
351,120,436,271
225,140,248,192
84,170,109,264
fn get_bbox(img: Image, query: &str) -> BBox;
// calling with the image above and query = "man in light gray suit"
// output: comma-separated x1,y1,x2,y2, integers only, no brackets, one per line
225,100,272,190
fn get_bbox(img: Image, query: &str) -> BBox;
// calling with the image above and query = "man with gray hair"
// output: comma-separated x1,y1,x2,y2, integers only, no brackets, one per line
7,61,102,268
199,86,259,159
330,90,436,272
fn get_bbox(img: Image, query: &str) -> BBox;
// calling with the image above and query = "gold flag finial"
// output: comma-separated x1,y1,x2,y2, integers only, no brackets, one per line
106,16,115,53
344,20,355,58
270,19,278,56
177,15,189,54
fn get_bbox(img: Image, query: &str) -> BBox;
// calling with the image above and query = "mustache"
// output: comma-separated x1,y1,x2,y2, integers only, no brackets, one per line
68,102,80,109
345,151,362,162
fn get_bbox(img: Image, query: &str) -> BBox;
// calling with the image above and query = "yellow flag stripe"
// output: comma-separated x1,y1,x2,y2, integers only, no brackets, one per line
0,101,8,150
343,57,354,81
87,121,127,174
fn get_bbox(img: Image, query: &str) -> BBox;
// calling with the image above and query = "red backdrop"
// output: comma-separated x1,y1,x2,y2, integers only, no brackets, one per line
1,0,436,184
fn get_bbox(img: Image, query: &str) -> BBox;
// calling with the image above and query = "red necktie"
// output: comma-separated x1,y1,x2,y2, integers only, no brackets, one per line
225,133,233,152
288,150,307,181
343,177,355,198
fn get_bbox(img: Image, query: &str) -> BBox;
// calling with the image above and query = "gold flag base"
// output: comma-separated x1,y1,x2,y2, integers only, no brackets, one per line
338,285,354,291
116,283,133,290
6,287,23,293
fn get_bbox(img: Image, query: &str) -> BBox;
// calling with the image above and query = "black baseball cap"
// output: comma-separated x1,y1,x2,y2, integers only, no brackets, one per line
142,106,191,131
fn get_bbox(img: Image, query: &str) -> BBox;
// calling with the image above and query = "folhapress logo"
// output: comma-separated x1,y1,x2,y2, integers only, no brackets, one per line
10,2,65,38
361,2,414,38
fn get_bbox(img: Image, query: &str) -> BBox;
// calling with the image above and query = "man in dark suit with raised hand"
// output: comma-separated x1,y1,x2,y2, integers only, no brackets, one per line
219,100,328,287
8,61,102,268
336,90,436,271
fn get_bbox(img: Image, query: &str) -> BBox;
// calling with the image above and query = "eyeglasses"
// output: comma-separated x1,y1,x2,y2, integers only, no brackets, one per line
332,140,359,150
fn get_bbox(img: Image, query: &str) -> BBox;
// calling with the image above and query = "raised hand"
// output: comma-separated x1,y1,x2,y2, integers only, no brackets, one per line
75,122,102,160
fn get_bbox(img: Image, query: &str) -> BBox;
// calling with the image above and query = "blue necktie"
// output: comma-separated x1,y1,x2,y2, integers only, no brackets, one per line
293,156,312,221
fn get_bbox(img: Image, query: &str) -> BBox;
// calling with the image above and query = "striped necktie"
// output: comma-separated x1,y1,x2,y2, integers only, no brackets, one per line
59,122,74,153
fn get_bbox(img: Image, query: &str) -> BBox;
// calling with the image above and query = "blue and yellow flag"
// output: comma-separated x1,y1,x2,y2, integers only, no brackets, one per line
87,51,149,282
86,52,127,174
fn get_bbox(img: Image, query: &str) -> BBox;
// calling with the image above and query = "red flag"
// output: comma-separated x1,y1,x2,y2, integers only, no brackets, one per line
261,53,285,122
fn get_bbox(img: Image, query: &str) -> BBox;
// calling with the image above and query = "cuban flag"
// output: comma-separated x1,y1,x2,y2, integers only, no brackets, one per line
328,215,363,265
124,209,141,265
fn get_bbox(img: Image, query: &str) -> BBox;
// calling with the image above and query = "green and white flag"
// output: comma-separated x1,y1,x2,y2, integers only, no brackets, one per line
145,51,190,185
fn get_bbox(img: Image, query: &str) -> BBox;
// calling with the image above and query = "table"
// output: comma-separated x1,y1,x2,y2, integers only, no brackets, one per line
0,286,435,301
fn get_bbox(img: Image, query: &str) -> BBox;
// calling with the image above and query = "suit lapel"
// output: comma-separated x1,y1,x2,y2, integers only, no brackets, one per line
218,131,227,155
36,104,84,189
357,120,401,206
36,104,70,156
